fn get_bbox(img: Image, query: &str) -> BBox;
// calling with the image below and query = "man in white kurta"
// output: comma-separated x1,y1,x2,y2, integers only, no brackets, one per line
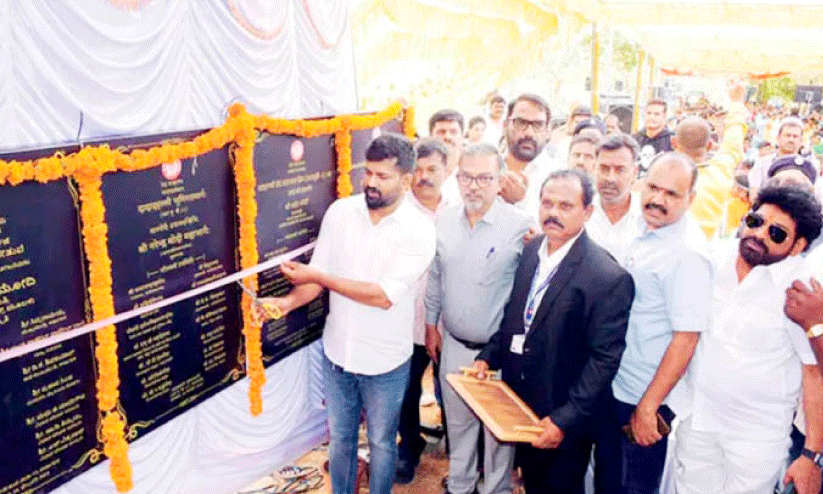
675,185,823,494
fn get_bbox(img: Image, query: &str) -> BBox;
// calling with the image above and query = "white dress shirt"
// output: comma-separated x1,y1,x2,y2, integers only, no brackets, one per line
522,230,582,333
586,193,643,264
440,169,463,207
685,239,816,440
407,191,454,345
511,148,562,224
795,246,823,434
309,194,436,375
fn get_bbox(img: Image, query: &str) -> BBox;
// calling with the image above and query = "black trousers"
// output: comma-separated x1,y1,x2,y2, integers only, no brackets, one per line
596,393,675,494
518,389,624,494
397,344,431,464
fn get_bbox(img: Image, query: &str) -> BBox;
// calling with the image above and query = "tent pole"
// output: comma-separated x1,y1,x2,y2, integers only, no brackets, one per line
591,24,600,115
632,50,646,133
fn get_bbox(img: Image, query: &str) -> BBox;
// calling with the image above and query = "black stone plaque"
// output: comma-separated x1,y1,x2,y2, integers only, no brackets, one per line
0,147,87,352
252,133,336,365
98,132,244,439
348,117,403,193
0,336,99,494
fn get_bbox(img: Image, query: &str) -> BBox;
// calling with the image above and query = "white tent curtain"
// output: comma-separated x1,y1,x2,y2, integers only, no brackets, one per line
53,342,328,494
0,0,357,151
1,0,355,492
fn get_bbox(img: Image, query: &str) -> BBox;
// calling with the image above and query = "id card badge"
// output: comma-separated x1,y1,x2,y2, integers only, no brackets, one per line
510,334,525,355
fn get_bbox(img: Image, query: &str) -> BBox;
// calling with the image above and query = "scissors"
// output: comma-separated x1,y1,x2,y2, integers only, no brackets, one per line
236,280,283,320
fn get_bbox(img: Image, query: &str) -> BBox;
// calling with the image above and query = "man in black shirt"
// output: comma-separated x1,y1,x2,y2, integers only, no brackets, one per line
633,98,673,170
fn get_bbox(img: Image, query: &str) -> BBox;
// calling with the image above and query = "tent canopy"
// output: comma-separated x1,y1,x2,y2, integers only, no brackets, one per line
557,0,823,74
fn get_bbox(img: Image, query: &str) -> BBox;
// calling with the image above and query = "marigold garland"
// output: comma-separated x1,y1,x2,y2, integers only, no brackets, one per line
73,163,133,493
402,105,416,139
334,117,354,198
0,101,414,491
228,103,267,415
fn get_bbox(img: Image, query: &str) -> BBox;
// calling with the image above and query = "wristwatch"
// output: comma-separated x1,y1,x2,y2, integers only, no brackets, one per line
806,324,823,339
802,448,823,468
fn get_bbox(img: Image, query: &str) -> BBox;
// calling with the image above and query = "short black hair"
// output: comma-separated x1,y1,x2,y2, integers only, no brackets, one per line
506,93,551,123
569,132,600,152
596,133,640,161
429,109,464,133
468,116,486,129
573,118,606,136
414,138,448,166
490,95,505,105
646,98,667,113
540,168,594,207
365,133,416,174
752,185,823,250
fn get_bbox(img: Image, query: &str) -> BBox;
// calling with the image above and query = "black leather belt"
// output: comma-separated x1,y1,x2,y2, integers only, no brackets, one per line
451,334,487,350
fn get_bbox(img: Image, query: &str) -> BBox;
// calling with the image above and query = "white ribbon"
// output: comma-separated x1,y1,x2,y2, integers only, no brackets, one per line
0,242,316,364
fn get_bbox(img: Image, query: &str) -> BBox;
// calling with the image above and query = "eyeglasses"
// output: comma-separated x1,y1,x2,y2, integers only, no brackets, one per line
510,117,547,132
744,212,789,244
456,172,496,188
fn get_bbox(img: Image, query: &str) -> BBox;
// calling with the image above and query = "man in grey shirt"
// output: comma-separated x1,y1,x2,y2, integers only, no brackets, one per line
425,143,533,494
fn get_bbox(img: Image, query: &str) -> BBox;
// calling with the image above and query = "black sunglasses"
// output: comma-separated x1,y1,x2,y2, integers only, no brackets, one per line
744,212,789,244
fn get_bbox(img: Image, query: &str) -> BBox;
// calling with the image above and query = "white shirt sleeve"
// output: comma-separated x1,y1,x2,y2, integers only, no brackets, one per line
308,199,339,273
377,218,436,306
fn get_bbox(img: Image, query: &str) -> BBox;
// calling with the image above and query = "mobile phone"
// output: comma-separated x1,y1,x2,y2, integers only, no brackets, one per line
621,413,671,444
782,481,797,494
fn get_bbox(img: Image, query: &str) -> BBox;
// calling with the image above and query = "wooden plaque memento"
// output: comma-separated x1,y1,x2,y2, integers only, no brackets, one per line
446,373,542,443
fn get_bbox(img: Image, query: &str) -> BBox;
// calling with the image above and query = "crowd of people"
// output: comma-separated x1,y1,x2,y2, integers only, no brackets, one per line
254,80,823,494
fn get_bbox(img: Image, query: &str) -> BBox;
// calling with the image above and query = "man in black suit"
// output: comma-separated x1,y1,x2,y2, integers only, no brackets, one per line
473,168,635,494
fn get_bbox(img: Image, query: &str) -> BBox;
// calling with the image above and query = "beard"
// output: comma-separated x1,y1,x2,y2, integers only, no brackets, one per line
365,186,399,210
462,193,486,213
507,135,544,162
739,236,789,267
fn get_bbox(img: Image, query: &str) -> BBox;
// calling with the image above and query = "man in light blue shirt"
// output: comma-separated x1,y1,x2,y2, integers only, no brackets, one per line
425,143,533,494
603,152,712,494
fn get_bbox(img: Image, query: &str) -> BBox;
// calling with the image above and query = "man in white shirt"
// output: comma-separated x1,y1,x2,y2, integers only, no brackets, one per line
586,133,642,264
430,109,465,206
567,132,600,179
787,244,823,372
396,138,453,484
675,185,823,494
786,241,823,494
749,117,804,199
484,94,506,149
256,133,436,494
499,93,561,224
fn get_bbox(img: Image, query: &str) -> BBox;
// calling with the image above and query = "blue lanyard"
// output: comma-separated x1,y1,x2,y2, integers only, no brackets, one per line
524,266,558,330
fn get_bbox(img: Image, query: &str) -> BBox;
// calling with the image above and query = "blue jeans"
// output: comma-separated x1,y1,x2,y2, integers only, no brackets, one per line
323,353,411,494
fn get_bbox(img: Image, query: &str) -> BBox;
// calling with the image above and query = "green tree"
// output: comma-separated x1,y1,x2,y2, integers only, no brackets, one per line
613,36,639,72
757,76,797,104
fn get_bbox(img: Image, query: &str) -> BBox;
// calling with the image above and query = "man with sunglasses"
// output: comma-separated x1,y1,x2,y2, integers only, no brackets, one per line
674,186,823,494
500,93,561,224
425,143,533,494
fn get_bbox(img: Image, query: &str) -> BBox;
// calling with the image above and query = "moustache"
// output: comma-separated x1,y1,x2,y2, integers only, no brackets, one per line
517,137,538,149
741,236,768,253
364,186,381,197
415,179,435,188
644,202,667,215
543,216,563,229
